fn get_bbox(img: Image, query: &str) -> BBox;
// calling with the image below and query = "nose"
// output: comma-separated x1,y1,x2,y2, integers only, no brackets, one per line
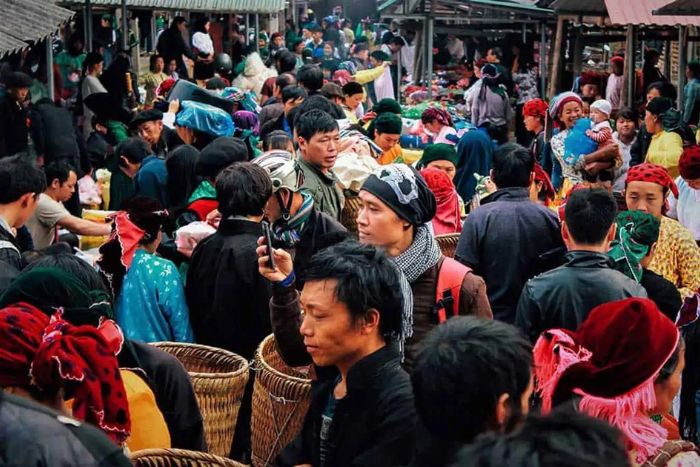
299,313,312,336
356,207,368,226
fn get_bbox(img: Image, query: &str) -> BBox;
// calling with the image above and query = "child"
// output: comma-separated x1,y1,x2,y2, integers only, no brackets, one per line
586,99,614,148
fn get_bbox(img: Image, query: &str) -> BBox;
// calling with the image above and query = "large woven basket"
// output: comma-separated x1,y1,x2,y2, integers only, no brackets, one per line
340,194,362,235
251,335,312,467
151,342,249,458
130,448,247,466
435,233,461,258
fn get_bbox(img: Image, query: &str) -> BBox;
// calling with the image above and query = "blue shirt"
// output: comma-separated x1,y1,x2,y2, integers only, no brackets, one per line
116,249,194,343
135,155,168,208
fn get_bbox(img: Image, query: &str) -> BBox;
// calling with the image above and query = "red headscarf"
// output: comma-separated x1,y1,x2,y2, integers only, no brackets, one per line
533,163,555,206
420,168,462,235
523,98,549,119
421,107,454,127
679,145,700,181
0,303,131,445
626,163,679,198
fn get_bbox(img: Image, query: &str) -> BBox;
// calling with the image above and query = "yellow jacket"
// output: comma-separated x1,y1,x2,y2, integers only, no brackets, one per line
646,131,683,178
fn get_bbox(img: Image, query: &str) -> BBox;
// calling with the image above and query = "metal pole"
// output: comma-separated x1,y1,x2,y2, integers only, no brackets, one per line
292,0,297,31
396,43,402,104
678,25,687,109
83,5,89,50
664,40,672,79
46,36,55,102
540,21,546,99
255,14,260,52
426,17,434,99
121,0,128,51
86,0,93,52
624,25,635,108
522,23,526,45
245,14,250,46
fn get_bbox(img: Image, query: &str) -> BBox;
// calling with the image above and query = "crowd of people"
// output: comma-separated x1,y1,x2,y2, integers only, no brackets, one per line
0,10,700,467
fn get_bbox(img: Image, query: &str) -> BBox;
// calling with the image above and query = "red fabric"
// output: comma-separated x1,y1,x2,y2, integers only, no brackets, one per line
421,168,462,235
611,56,625,65
523,98,549,119
332,70,353,87
421,108,453,127
579,71,602,87
679,145,700,180
106,211,146,270
156,77,177,97
0,303,130,445
189,199,219,221
626,163,679,198
533,163,555,205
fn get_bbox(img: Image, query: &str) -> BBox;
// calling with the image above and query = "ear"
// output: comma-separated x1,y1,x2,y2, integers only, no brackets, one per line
297,136,307,151
18,192,34,208
561,220,570,243
648,242,657,259
494,393,510,429
489,168,494,180
606,222,617,243
360,308,381,335
529,171,535,186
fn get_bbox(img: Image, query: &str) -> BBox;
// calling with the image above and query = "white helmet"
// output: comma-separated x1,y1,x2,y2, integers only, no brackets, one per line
253,150,304,193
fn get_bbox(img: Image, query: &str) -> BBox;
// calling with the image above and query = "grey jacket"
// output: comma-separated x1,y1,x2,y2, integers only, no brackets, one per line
298,158,345,222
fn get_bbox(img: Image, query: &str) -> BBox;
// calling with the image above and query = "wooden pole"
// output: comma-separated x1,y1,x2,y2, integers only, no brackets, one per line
539,21,546,98
572,26,583,80
547,15,565,99
622,24,635,108
678,25,687,109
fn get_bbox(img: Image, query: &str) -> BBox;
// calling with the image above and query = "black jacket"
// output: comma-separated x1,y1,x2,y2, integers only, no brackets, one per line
157,28,197,76
274,285,416,467
0,95,29,159
641,268,682,322
0,223,22,296
153,126,183,159
515,251,648,342
30,101,82,170
186,218,272,360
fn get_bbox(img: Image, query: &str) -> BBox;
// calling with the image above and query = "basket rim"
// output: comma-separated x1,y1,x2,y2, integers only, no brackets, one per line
255,334,311,385
150,341,250,379
129,447,242,465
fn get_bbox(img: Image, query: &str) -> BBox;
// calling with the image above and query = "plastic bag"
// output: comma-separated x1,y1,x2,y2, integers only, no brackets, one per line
175,100,235,137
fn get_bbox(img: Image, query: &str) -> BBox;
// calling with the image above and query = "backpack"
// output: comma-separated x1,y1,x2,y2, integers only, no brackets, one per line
434,257,472,323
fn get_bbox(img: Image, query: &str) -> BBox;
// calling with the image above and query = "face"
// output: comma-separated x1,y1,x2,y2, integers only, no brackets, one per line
486,49,498,63
273,36,284,48
168,60,177,73
295,42,305,54
204,21,210,32
560,101,583,129
177,22,187,33
654,345,684,415
302,28,311,39
581,84,599,98
312,31,323,42
356,49,369,61
9,86,30,103
374,132,401,152
323,44,333,56
647,87,661,103
138,120,164,146
590,108,607,124
423,120,442,135
426,160,457,180
101,18,109,27
686,178,700,190
357,190,409,249
616,116,636,138
283,97,304,115
153,57,165,73
644,110,660,134
299,130,339,170
299,279,370,368
345,93,364,111
625,180,665,218
523,114,542,133
369,57,380,68
52,171,77,202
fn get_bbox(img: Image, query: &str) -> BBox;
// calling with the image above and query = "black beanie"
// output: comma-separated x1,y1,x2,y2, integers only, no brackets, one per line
196,137,248,178
361,164,436,226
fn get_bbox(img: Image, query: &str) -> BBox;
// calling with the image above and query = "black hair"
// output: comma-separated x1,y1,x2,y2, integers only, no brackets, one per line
295,109,339,141
83,51,104,74
215,162,272,217
276,73,296,92
0,158,46,204
646,81,678,102
688,61,700,78
282,85,308,104
646,96,674,117
389,36,405,47
342,81,364,97
276,51,298,74
412,317,532,443
116,137,151,166
149,54,164,72
616,106,638,124
564,188,617,245
192,17,210,34
488,46,503,60
121,196,167,245
24,253,110,296
205,77,228,90
451,408,630,467
658,338,683,383
297,64,324,92
294,94,345,120
491,143,533,188
303,240,404,339
44,160,75,186
681,323,700,441
263,130,293,151
170,16,187,30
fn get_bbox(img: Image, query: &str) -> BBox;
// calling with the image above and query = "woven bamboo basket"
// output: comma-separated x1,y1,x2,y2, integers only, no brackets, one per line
435,233,461,258
251,335,312,467
340,194,362,235
130,448,247,466
152,342,249,458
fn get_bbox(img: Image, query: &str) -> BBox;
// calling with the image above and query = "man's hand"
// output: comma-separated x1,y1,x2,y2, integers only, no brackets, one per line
168,98,180,115
257,237,294,283
205,209,221,229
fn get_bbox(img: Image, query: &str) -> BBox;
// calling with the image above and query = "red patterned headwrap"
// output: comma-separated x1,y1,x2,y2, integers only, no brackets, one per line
421,107,454,127
626,163,679,198
421,168,462,235
332,70,353,87
523,98,549,119
0,303,130,445
679,145,700,181
533,163,555,205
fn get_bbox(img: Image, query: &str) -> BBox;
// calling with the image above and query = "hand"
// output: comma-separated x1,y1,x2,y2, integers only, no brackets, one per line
257,237,294,283
361,111,377,123
584,161,613,176
484,177,497,194
168,98,180,115
176,236,198,258
206,209,221,229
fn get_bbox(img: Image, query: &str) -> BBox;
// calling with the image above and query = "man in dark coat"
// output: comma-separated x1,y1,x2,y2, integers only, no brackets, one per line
0,72,33,159
257,241,417,467
130,109,183,159
156,16,197,79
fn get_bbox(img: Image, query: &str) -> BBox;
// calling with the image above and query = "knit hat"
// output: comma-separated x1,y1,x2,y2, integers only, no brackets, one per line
611,55,625,65
608,210,661,283
370,50,390,62
374,112,402,135
534,298,679,463
5,71,32,88
590,99,612,117
626,163,679,198
361,164,437,226
579,71,601,87
481,63,499,78
533,163,555,204
373,98,402,115
129,109,164,129
523,98,549,119
421,108,453,127
321,82,344,100
679,145,700,180
417,143,459,169
549,91,583,119
196,137,248,178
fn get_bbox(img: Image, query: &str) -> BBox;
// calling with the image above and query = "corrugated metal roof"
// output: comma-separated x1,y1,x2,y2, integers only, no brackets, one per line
604,0,700,25
0,0,75,57
60,0,285,14
549,0,607,14
654,0,700,15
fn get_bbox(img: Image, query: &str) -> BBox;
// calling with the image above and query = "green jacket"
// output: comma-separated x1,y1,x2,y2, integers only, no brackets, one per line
298,158,345,222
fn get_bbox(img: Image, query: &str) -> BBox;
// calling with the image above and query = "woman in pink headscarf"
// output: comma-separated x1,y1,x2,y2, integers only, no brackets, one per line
421,167,462,235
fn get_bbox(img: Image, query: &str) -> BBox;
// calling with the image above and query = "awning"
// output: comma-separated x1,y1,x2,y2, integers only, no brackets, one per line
0,0,75,57
548,0,607,15
60,0,285,14
380,0,553,17
653,0,700,15
604,0,700,25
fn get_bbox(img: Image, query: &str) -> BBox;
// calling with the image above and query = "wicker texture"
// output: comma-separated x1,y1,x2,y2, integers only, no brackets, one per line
130,448,247,466
151,342,249,458
435,233,461,258
251,335,312,467
340,194,362,235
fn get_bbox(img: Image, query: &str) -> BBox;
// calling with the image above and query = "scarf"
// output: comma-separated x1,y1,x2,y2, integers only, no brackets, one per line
608,211,660,283
420,168,462,235
188,179,217,204
0,303,130,445
273,191,314,246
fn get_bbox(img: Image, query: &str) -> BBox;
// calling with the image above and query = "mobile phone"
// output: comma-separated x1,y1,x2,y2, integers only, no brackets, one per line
262,221,276,270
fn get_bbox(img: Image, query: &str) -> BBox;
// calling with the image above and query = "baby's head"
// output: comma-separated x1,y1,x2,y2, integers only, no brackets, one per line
590,99,612,123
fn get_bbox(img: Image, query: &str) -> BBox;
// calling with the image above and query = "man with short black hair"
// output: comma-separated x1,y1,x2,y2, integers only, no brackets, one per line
0,72,33,159
108,137,151,211
515,188,647,342
26,161,110,249
297,64,324,94
295,109,344,221
456,143,564,323
130,108,183,159
260,85,307,140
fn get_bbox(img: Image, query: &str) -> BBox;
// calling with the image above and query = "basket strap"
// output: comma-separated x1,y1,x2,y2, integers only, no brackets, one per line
263,390,307,466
